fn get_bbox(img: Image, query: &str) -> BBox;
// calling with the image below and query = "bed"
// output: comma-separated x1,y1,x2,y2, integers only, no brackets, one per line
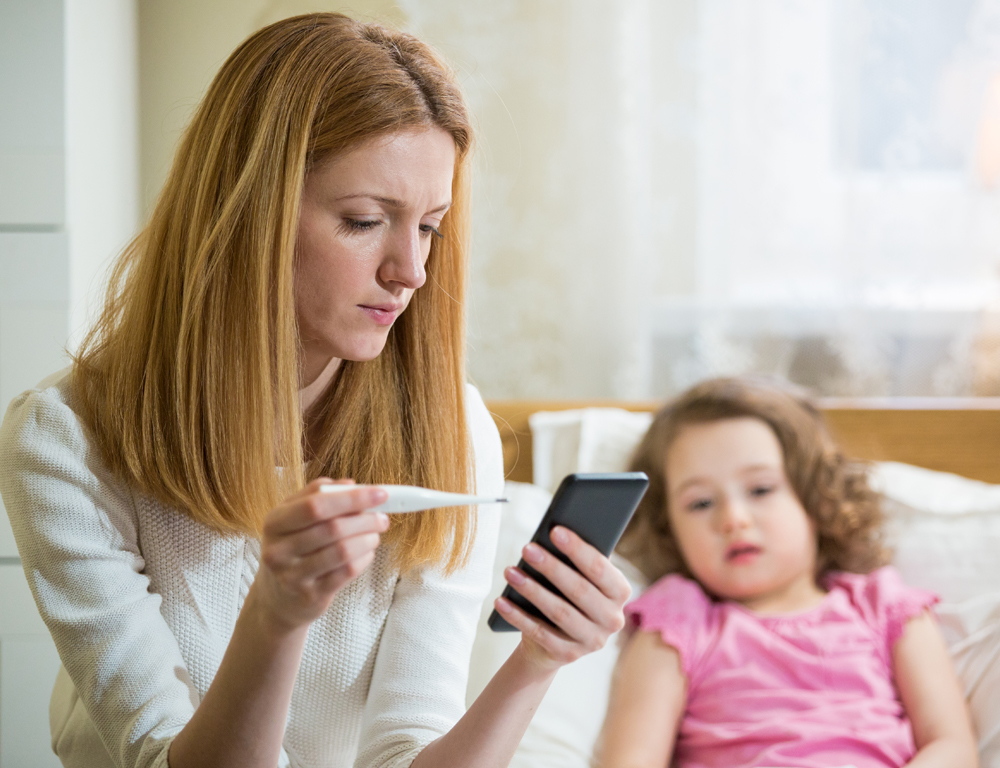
466,397,1000,768
486,397,1000,484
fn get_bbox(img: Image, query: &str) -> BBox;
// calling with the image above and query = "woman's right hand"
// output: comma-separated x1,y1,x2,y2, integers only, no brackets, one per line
253,478,390,632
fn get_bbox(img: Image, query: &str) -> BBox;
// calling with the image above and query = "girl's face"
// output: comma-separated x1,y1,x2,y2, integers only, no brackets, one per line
294,127,456,385
665,417,823,612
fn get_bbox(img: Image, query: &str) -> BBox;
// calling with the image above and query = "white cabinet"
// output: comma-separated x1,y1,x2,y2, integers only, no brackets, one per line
1,2,72,765
0,566,61,767
0,1,137,765
0,0,64,227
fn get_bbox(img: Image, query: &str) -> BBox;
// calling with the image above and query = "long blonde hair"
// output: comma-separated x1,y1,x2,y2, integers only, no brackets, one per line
72,13,476,573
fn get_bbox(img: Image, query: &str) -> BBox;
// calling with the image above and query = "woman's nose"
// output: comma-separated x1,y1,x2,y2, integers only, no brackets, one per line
380,225,427,291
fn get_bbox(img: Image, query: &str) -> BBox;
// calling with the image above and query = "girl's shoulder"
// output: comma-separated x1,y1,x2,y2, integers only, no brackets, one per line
626,572,712,623
825,565,938,649
623,574,717,677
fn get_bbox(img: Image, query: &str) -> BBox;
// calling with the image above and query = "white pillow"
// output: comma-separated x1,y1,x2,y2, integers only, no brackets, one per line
466,481,644,768
874,461,1000,766
529,409,653,494
872,461,1000,604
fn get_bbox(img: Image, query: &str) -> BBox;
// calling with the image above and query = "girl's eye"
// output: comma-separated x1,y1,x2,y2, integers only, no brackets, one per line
687,498,713,512
343,218,380,232
419,223,444,239
750,485,775,498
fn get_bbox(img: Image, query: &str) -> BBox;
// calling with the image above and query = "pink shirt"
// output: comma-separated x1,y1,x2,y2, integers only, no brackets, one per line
624,566,937,768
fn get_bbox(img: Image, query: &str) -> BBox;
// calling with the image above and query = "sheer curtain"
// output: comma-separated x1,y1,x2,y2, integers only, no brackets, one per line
403,0,1000,398
669,0,1000,396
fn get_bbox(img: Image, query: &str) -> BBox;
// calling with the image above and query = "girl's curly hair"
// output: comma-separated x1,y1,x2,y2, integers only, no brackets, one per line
617,377,888,586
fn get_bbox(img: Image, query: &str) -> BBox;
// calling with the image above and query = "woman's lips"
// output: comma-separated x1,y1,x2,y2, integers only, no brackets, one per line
359,304,402,326
725,543,763,564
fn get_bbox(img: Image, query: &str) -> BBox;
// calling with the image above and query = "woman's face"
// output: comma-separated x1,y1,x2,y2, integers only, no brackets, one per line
665,417,821,611
294,127,456,382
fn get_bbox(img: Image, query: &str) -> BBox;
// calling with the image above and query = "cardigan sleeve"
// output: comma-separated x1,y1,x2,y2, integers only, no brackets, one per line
0,375,291,768
352,384,504,768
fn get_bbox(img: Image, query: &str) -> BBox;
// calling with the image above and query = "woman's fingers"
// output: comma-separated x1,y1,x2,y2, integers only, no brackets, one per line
502,565,599,648
264,483,387,537
253,480,391,630
268,509,389,562
501,525,632,667
549,526,632,605
508,531,629,627
282,477,351,504
315,550,377,592
282,531,383,582
493,596,582,663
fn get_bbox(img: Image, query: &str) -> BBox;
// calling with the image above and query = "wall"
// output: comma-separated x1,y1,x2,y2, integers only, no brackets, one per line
137,1,701,399
66,0,141,351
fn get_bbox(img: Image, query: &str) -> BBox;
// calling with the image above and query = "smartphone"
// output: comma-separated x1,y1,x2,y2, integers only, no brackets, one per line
488,472,649,632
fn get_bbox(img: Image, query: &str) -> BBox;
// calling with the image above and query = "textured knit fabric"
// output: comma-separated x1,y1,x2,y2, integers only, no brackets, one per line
624,567,938,768
0,368,504,768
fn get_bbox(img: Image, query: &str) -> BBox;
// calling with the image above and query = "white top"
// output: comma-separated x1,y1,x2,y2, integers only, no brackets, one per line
0,369,504,768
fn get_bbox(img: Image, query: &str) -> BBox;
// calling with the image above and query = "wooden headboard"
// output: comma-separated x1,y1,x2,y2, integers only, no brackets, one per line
486,398,1000,485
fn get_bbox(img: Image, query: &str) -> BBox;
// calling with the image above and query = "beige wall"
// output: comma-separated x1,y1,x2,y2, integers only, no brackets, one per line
138,2,699,399
138,1,406,213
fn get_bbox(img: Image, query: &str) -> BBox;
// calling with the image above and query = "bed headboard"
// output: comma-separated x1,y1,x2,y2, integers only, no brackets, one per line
486,398,1000,485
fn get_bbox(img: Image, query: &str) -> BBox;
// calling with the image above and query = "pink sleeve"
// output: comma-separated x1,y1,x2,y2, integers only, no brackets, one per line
623,574,713,678
828,566,939,651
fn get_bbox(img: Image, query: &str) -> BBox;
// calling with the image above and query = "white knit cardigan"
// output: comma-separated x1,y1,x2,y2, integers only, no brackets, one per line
0,369,504,768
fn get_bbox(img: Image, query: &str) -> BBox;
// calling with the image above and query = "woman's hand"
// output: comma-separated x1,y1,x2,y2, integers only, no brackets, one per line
493,525,631,674
253,478,390,632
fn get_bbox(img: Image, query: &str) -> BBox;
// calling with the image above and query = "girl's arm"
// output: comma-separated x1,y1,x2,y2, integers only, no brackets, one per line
895,611,978,768
595,630,687,768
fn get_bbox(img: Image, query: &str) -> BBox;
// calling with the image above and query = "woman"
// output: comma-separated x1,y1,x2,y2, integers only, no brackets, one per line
0,13,630,768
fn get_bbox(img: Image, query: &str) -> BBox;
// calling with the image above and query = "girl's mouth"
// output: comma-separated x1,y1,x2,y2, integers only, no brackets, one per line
725,543,763,563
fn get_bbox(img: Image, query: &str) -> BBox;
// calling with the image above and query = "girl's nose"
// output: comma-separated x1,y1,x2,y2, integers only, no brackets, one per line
716,496,752,533
380,225,428,291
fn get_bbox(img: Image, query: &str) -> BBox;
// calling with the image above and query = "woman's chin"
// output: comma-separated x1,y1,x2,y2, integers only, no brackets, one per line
333,337,391,363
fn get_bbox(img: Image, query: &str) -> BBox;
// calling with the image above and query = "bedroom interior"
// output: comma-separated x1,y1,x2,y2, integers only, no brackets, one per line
3,0,1000,766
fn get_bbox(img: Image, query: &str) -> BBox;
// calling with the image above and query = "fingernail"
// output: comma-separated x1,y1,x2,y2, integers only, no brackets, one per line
496,597,512,614
505,566,525,585
551,527,569,545
372,488,388,503
524,543,544,564
376,512,390,529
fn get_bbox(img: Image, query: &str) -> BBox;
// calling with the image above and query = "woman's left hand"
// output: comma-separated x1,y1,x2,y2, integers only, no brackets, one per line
494,525,631,674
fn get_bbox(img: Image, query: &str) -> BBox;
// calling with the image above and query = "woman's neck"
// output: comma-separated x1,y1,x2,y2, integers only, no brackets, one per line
299,356,341,414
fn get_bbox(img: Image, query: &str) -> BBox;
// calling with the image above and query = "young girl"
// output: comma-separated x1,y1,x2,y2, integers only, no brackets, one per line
598,377,978,768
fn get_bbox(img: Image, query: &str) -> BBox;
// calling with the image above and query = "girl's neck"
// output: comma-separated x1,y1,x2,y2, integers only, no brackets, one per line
733,573,827,615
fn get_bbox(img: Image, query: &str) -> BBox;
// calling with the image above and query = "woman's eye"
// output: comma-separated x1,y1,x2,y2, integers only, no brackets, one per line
419,223,444,239
343,218,380,232
750,485,775,497
687,498,713,512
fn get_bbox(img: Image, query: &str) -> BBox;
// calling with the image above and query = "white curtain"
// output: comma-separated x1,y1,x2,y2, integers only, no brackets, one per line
404,0,1000,398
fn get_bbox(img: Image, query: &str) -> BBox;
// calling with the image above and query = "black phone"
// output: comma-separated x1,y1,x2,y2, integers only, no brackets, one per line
488,472,649,632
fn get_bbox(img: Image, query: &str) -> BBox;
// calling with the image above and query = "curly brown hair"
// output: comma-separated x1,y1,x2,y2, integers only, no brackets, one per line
617,377,888,586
